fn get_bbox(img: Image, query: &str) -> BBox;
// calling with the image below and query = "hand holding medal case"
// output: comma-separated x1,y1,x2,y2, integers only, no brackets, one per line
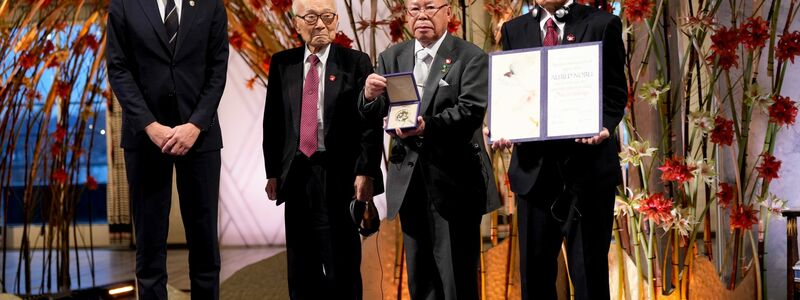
383,72,421,131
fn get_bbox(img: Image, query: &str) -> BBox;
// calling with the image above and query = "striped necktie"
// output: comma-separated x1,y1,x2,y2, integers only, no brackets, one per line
164,0,179,52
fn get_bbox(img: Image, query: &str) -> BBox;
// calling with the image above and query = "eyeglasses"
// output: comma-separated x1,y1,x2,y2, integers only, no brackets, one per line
406,4,449,18
295,12,337,25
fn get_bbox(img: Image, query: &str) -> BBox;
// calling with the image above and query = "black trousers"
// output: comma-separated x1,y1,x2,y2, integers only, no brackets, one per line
284,152,362,300
124,148,221,300
517,167,616,300
399,168,482,300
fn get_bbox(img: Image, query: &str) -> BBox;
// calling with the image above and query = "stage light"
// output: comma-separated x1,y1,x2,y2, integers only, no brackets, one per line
107,284,134,296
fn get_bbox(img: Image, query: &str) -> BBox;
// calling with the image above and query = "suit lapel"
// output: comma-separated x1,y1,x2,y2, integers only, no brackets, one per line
563,6,589,45
174,0,199,57
323,46,341,138
525,15,542,48
398,42,414,74
420,35,454,115
137,0,171,54
287,50,304,138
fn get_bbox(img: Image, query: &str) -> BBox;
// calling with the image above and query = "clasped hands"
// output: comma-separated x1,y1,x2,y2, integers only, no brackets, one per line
144,122,200,156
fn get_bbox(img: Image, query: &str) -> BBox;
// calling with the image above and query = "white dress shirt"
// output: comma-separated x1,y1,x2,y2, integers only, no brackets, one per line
538,0,573,44
157,0,183,23
303,45,331,151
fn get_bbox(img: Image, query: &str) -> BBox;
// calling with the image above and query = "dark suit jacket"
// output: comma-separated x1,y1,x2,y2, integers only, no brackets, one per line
107,0,229,151
361,34,501,219
500,4,627,195
263,45,384,205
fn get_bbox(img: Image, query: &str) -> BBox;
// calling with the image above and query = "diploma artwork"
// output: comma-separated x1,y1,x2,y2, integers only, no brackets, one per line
488,42,602,143
384,72,421,131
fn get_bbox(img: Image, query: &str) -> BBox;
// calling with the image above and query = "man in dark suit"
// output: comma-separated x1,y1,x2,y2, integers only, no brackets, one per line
106,0,228,299
492,0,627,299
361,0,499,298
262,0,383,298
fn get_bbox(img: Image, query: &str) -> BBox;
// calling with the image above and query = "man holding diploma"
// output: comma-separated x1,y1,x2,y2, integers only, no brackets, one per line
360,0,499,297
492,0,627,299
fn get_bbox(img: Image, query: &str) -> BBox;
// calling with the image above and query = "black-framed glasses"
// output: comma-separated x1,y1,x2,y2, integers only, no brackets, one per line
406,4,449,18
295,12,337,25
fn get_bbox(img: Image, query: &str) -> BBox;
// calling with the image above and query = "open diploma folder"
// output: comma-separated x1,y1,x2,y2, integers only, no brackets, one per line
384,72,421,131
488,42,603,143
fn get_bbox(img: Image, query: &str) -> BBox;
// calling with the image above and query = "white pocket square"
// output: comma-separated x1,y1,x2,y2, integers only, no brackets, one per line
438,79,450,87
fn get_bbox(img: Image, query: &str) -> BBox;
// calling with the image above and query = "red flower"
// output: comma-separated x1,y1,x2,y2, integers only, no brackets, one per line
20,52,36,69
706,50,739,70
250,0,266,10
42,40,55,57
389,17,405,43
716,182,735,209
447,16,461,34
86,175,98,191
260,55,271,74
54,80,71,100
756,152,781,182
270,0,292,13
658,156,696,184
776,31,800,63
52,169,68,184
332,31,353,49
50,142,62,156
242,17,259,36
729,204,758,230
706,26,740,70
637,193,674,224
740,17,769,50
229,32,244,50
768,95,798,126
623,0,655,23
54,126,67,142
710,115,734,146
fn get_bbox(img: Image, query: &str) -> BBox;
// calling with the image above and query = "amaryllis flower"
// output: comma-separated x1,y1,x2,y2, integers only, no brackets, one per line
260,56,271,74
710,115,734,146
54,80,71,100
637,192,674,224
661,208,695,238
20,52,35,69
688,158,716,184
54,126,67,142
740,16,769,50
250,0,266,10
768,95,798,126
332,31,354,49
716,182,735,209
638,78,670,106
658,156,696,184
229,32,244,50
689,111,714,134
86,175,98,191
759,193,787,216
614,195,633,217
756,152,781,181
623,0,655,23
619,140,657,166
776,31,800,63
447,16,461,34
389,17,405,43
729,204,758,230
706,26,740,70
270,0,292,13
52,169,68,184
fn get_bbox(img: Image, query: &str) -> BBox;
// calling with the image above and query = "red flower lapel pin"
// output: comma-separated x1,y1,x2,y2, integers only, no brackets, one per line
442,58,452,74
329,75,336,81
566,33,576,42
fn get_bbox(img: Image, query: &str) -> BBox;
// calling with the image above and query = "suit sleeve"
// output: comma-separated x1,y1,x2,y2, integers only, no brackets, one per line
500,22,513,51
357,53,389,120
422,51,488,142
601,16,627,132
353,54,384,191
106,0,156,133
188,0,229,131
263,54,284,180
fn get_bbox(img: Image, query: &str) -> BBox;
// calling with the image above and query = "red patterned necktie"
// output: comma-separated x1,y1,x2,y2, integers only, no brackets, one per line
543,18,559,46
299,54,320,157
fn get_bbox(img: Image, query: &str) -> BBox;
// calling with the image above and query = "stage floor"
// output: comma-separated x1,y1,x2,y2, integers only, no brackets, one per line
1,246,284,295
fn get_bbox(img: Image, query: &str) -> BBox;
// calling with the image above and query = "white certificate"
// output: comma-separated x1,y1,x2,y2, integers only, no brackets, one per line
488,42,602,143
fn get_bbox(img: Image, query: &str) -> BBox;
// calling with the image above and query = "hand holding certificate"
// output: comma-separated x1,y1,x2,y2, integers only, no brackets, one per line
488,42,603,143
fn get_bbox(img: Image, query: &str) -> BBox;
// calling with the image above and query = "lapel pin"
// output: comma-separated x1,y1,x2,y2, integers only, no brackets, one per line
189,0,195,6
566,33,576,42
329,75,336,81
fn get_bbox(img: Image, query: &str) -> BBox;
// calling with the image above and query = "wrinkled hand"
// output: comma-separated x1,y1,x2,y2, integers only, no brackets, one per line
491,138,514,150
162,123,201,156
144,122,175,149
265,178,278,201
389,116,425,139
575,127,610,145
354,175,373,202
364,73,387,102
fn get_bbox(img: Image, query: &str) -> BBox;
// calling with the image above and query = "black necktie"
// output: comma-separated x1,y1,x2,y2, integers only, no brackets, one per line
164,0,179,52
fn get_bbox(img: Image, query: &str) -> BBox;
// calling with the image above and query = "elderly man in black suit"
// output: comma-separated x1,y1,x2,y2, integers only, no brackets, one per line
360,0,500,298
492,0,628,299
106,0,229,299
262,0,383,298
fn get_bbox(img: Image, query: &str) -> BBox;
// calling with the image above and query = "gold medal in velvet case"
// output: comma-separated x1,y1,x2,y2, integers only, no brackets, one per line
384,72,421,131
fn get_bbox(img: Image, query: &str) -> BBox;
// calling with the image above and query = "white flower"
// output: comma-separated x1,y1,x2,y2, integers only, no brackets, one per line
689,111,715,135
688,158,716,184
759,194,787,217
619,140,658,166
